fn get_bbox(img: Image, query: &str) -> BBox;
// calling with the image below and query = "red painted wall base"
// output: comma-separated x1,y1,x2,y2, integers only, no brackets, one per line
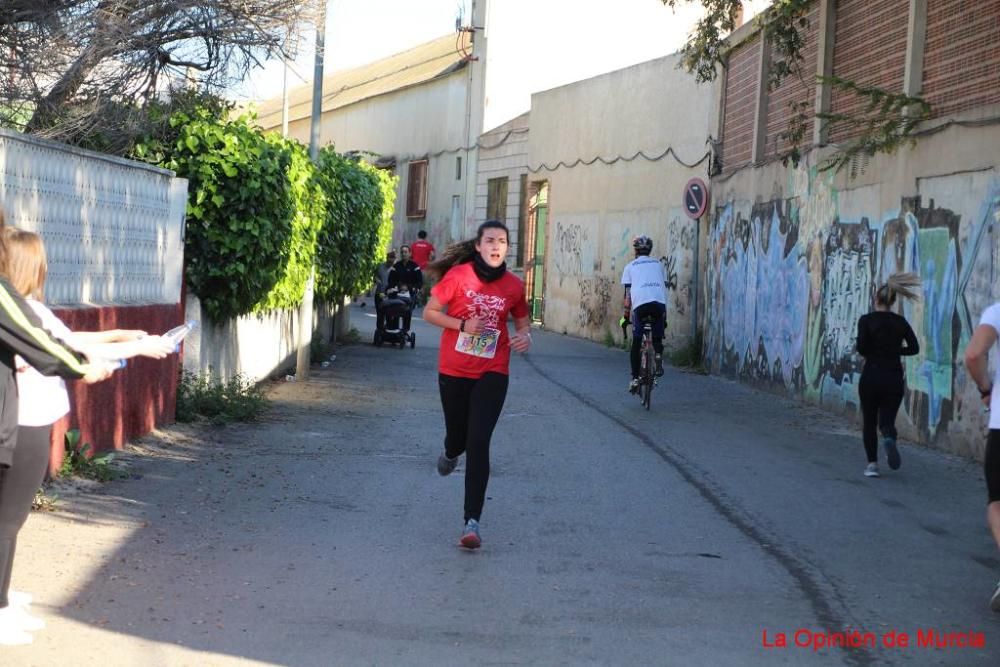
45,303,182,476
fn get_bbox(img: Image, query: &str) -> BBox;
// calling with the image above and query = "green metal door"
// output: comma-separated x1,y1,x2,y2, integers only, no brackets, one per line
530,200,547,322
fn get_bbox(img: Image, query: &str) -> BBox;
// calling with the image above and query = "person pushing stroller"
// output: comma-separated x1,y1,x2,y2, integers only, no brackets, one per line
387,245,423,332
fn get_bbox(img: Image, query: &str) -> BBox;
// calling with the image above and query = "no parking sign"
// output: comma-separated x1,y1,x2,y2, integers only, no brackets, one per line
683,178,709,220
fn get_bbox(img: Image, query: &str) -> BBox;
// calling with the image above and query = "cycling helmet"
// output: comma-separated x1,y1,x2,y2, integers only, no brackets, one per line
632,235,653,255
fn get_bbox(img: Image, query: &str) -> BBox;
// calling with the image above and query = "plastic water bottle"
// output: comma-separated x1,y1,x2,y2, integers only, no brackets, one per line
97,358,127,372
164,320,199,352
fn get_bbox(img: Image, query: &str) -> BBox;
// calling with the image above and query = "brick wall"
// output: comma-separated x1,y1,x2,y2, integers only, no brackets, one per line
722,37,761,172
923,0,1000,119
829,0,909,144
764,2,820,160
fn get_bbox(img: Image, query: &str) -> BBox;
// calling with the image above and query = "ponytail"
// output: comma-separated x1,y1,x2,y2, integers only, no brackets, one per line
424,239,477,280
876,272,921,307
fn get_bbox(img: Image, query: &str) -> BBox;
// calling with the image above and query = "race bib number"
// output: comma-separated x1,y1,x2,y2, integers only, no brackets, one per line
455,328,500,359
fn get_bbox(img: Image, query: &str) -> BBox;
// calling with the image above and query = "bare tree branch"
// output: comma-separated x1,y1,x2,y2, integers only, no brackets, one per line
1,0,315,145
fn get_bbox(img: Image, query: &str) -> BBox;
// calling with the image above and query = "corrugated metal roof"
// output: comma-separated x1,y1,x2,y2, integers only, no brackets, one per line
255,34,469,130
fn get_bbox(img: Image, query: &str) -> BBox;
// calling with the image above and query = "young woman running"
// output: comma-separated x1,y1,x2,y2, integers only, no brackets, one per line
423,220,531,549
0,228,174,644
856,272,921,478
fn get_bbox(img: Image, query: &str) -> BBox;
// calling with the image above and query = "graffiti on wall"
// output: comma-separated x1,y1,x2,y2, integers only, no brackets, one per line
553,220,594,286
662,214,695,316
578,276,614,329
706,199,809,387
707,174,1000,447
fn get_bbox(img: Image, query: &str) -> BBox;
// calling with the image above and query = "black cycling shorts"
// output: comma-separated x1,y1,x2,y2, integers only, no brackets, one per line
632,302,666,338
985,430,1000,503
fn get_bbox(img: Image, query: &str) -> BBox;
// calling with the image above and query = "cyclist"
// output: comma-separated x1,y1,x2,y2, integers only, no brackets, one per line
621,235,667,393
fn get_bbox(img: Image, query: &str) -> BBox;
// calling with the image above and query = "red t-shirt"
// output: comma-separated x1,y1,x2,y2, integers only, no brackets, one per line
431,262,529,378
410,240,436,269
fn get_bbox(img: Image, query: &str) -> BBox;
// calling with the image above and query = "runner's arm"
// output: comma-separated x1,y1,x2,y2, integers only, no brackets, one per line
965,323,998,397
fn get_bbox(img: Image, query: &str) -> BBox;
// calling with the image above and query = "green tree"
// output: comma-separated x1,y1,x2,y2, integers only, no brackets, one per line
313,149,396,303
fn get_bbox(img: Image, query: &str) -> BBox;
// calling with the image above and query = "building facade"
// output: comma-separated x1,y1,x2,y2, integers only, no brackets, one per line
706,0,1000,457
255,4,489,251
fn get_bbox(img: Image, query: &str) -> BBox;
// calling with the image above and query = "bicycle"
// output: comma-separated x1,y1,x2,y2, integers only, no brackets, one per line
636,319,657,410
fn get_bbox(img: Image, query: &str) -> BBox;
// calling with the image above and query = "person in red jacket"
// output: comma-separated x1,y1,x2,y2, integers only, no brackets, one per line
410,230,436,270
423,220,530,549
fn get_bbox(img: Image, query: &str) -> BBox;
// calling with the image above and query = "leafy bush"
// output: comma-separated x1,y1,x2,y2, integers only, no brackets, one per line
134,105,395,319
58,429,125,482
314,149,397,302
136,108,296,321
176,370,269,424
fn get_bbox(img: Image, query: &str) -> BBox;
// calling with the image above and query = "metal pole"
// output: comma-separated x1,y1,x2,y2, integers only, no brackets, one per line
296,0,327,380
281,55,290,137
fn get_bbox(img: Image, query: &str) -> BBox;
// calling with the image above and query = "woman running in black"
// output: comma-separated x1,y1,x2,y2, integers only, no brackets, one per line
856,272,921,478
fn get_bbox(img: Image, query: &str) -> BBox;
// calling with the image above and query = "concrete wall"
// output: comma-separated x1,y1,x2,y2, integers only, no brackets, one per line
0,129,188,462
475,113,530,266
182,294,336,383
705,114,1000,458
528,54,719,345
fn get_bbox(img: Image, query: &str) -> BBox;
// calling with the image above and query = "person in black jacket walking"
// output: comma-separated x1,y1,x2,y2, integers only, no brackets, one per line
856,272,921,478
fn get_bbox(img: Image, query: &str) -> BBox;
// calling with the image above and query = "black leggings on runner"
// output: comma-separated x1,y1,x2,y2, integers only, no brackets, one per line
0,425,52,608
984,430,1000,503
858,366,905,464
439,372,509,522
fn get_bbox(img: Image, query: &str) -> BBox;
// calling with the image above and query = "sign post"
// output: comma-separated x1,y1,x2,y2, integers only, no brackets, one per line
682,177,709,345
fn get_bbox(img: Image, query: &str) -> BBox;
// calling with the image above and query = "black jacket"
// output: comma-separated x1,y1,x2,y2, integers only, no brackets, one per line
0,276,88,467
856,310,920,372
387,260,423,291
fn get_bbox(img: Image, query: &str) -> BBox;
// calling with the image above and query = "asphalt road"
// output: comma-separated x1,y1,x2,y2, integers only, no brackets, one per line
7,303,1000,666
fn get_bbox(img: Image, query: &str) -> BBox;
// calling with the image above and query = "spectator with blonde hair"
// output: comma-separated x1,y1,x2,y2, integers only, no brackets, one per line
0,226,172,645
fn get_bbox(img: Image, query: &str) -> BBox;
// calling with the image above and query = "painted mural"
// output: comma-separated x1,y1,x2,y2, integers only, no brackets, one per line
706,170,1000,452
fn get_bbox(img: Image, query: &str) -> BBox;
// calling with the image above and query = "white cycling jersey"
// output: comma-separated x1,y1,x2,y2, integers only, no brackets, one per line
621,256,667,309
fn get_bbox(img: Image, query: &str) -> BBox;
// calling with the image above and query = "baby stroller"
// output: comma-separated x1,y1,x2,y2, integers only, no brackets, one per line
373,287,416,349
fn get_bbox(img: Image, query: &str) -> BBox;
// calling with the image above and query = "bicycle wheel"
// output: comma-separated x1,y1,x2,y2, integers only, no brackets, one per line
641,340,654,410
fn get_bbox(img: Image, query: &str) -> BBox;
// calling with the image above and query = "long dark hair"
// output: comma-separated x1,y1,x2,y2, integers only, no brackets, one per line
425,220,509,280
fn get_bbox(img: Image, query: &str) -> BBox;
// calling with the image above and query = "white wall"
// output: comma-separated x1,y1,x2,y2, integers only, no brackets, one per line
528,54,719,345
183,295,337,382
285,74,478,251
0,129,187,307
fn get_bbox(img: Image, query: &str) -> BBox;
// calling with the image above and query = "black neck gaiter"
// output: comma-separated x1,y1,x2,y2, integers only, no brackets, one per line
472,254,506,282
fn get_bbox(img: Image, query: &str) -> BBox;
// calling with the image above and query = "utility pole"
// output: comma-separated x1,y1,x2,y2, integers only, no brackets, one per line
296,0,327,381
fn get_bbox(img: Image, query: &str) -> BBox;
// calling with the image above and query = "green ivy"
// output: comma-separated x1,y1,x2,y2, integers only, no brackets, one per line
313,148,397,302
256,137,325,312
134,105,394,319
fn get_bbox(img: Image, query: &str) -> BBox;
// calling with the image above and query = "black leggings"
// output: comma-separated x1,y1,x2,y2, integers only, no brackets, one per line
439,372,509,522
630,302,665,378
858,366,904,463
984,430,1000,503
0,425,51,608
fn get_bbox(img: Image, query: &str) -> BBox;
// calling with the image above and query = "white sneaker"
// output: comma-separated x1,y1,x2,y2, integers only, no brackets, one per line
864,463,880,478
8,590,32,608
5,605,44,631
0,607,34,645
990,580,1000,612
